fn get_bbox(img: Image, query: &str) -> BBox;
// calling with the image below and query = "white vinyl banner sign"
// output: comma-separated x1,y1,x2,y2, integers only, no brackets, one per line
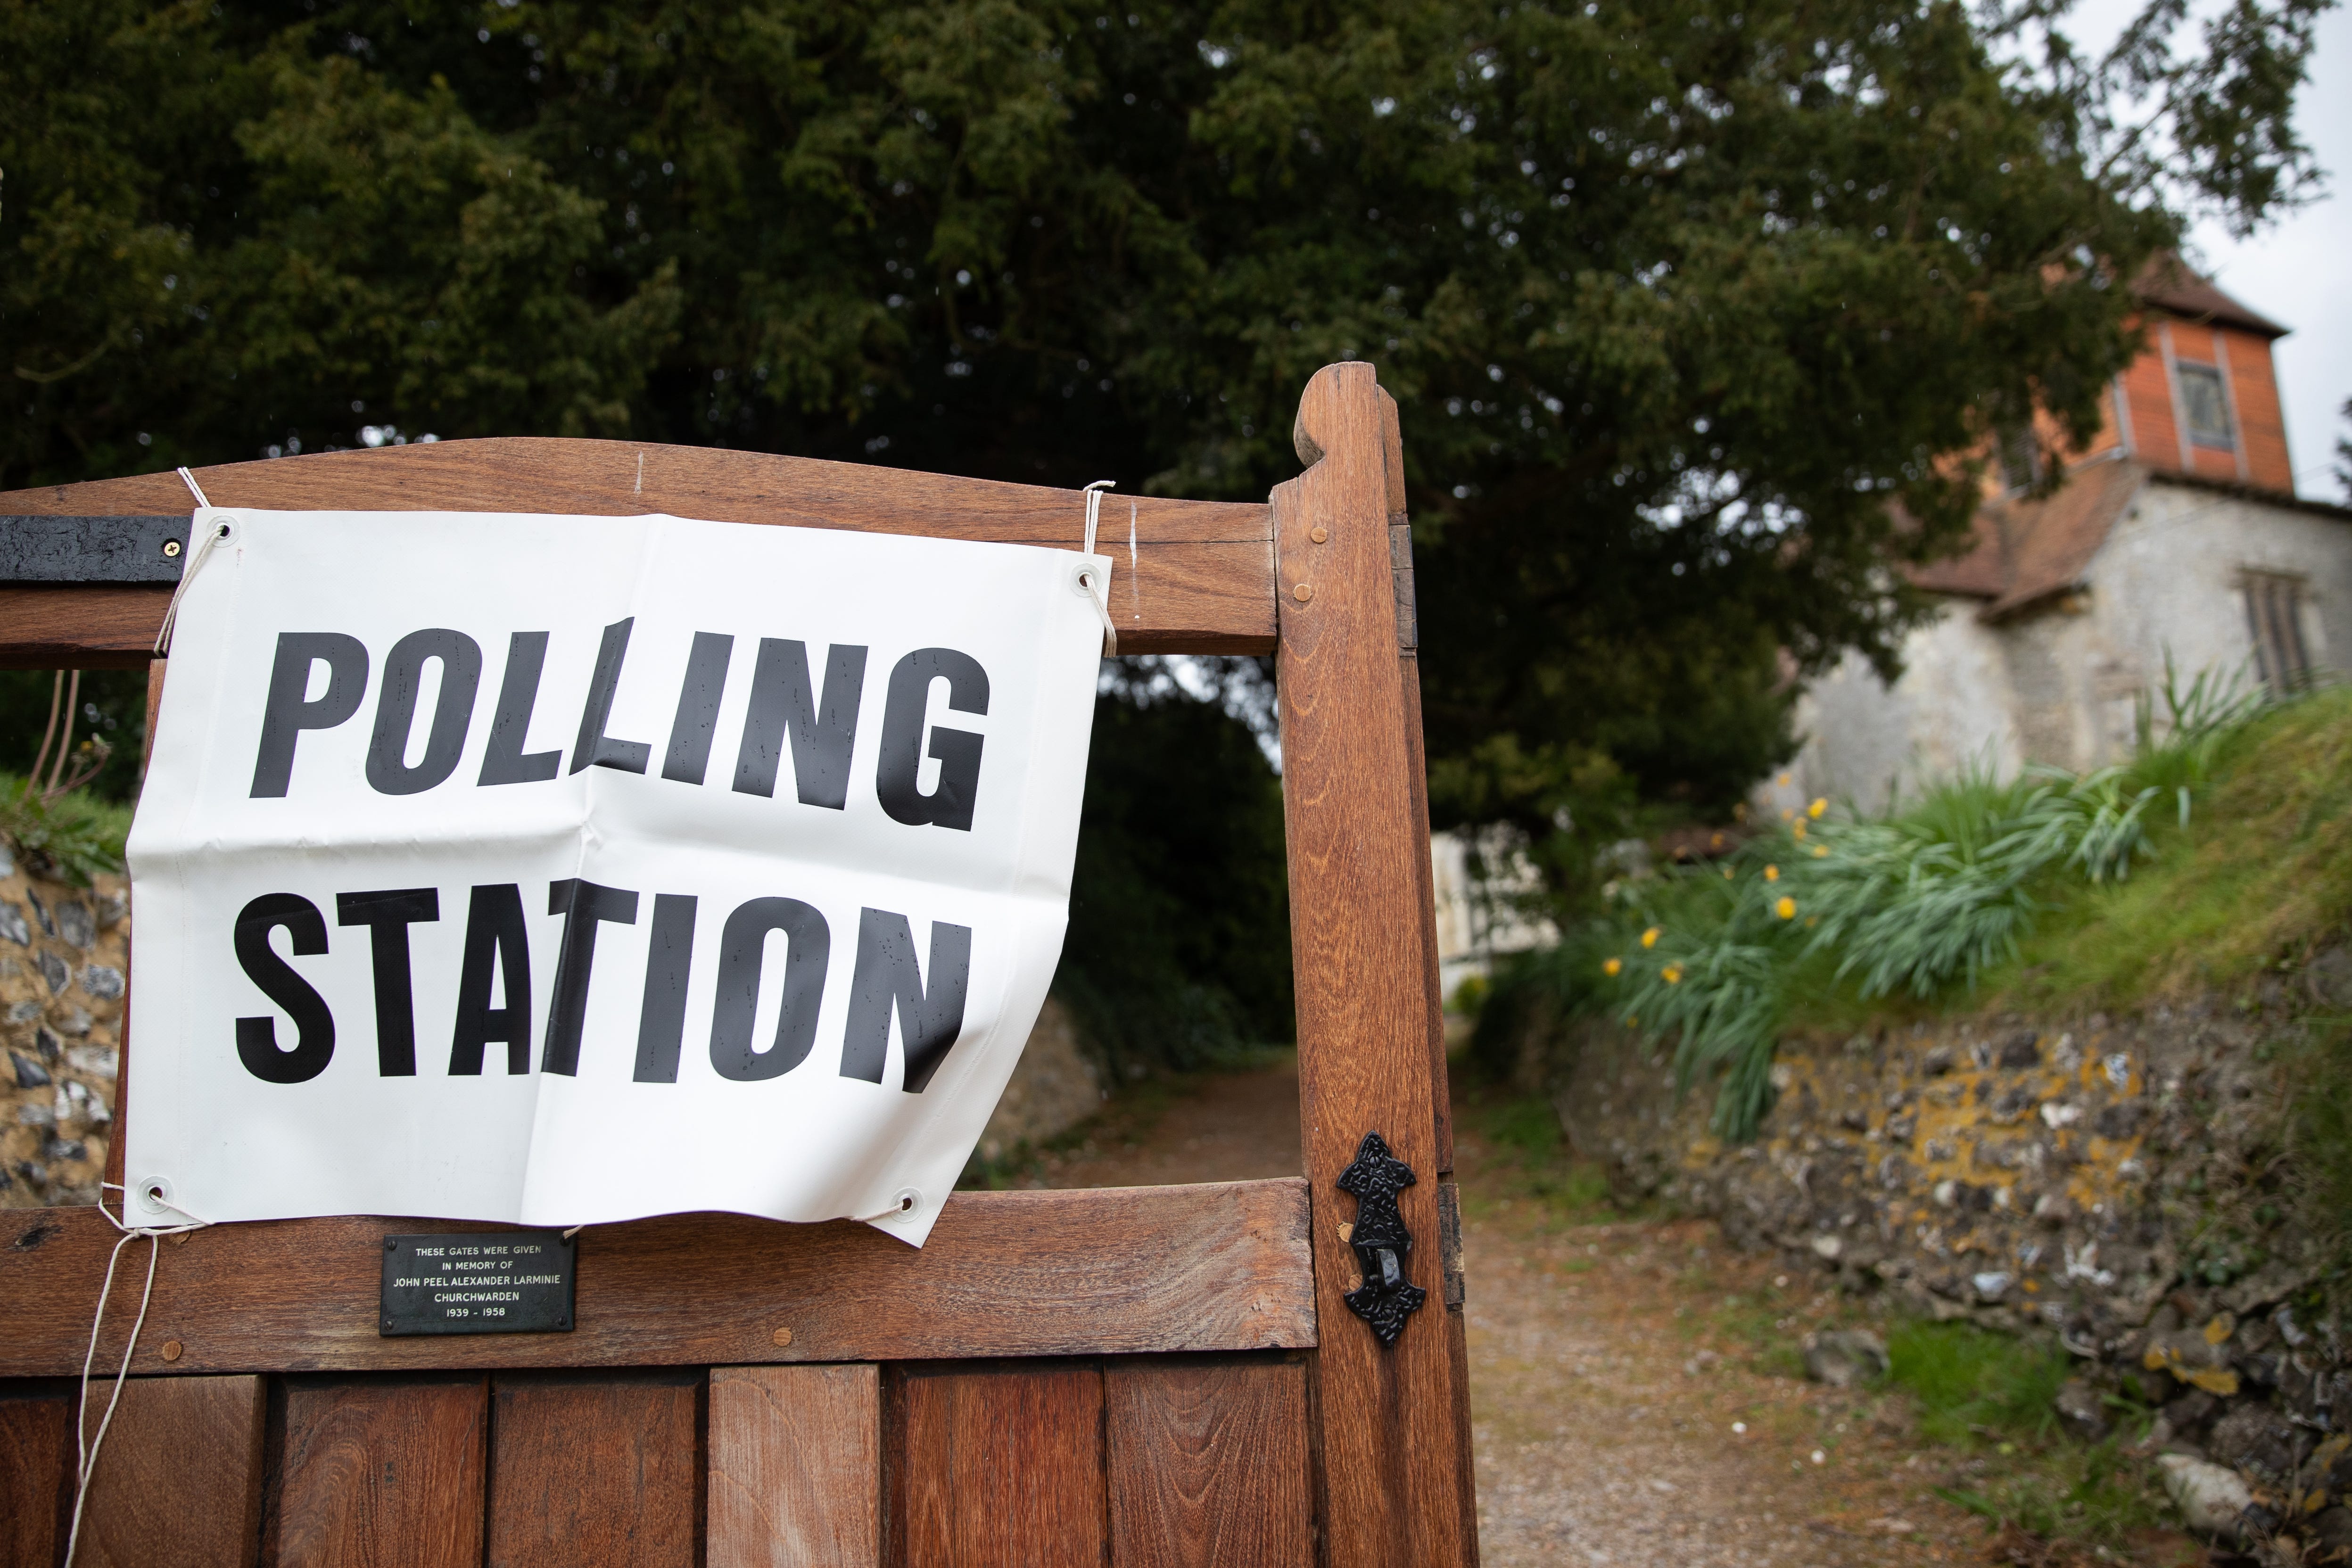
126,508,1108,1245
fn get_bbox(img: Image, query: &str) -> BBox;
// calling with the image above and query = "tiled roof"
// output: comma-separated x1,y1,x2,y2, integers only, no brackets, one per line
2132,252,2289,339
1907,458,2149,619
1908,512,2007,598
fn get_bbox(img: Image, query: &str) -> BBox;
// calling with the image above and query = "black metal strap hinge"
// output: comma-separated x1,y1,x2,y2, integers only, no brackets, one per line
1336,1130,1427,1346
1389,513,1417,653
1438,1179,1466,1309
1,516,190,586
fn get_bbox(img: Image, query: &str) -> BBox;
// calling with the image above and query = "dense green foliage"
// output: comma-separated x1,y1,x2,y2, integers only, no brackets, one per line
1057,661,1294,1067
3,0,2330,896
1478,677,2350,1138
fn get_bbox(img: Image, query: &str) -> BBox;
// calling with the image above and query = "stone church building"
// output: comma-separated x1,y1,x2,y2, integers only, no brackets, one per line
1775,256,2352,813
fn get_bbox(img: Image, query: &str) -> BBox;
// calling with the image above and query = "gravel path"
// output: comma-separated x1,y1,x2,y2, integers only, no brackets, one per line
1022,1059,2192,1567
1464,1206,1970,1568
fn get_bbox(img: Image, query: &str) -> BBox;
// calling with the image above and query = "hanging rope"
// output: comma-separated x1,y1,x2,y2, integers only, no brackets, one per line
1079,480,1118,656
64,1184,213,1566
155,469,231,657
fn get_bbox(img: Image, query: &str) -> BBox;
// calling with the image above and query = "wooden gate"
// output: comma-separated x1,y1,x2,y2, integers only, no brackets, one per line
0,361,1477,1566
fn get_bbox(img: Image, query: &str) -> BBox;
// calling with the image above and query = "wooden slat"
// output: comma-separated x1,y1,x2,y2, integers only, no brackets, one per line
487,1372,699,1568
1276,362,1474,1566
0,1389,72,1568
708,1365,878,1568
899,1363,1104,1568
0,586,169,670
0,1181,1312,1378
1105,1356,1312,1568
75,1374,265,1568
0,440,1276,662
272,1376,487,1568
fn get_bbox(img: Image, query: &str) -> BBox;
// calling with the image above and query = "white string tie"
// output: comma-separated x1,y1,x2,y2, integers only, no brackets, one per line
66,1184,214,1567
155,469,232,656
1079,480,1118,656
853,1188,924,1224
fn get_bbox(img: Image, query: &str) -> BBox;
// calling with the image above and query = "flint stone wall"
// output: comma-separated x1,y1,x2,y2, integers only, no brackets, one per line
1555,951,2351,1493
0,851,126,1209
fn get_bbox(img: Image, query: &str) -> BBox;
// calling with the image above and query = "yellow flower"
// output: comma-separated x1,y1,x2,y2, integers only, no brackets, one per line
1626,1015,1639,1029
1722,866,1735,880
1641,926,1661,949
1775,896,1797,919
1807,797,1827,819
1764,864,1780,882
1791,819,1807,841
1777,772,1791,787
1603,957,1623,977
1813,845,1829,858
1662,964,1684,985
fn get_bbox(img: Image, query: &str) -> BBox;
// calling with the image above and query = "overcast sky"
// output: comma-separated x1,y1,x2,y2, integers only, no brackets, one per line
2067,0,2351,500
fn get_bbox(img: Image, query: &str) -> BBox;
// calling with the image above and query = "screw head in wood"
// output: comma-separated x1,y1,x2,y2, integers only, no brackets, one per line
1293,583,1314,602
771,1326,794,1347
1310,526,1329,544
163,539,182,558
160,1340,184,1362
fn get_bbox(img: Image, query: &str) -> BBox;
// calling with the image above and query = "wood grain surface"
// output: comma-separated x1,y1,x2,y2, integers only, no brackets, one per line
1105,1356,1312,1568
1275,362,1475,1567
272,1376,487,1568
3,367,1498,1564
899,1362,1104,1568
0,585,169,669
0,1182,1312,1378
708,1364,879,1568
0,1390,72,1568
0,440,1274,662
486,1372,700,1568
74,1373,265,1568
1399,624,1455,1177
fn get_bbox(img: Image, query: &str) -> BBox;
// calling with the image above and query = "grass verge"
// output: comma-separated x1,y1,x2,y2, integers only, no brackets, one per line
0,772,134,885
1980,685,2352,1012
1453,1081,1640,1225
1887,1320,2170,1548
1477,682,2352,1141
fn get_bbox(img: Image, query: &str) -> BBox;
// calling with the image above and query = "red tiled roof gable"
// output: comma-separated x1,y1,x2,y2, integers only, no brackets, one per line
2132,253,2288,339
1906,459,2147,619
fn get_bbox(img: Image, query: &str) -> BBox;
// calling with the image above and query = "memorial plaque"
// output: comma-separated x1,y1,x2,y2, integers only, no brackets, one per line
379,1231,577,1337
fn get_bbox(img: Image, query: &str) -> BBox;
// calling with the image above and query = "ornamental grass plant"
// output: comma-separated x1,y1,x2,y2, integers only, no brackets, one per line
1477,667,2344,1141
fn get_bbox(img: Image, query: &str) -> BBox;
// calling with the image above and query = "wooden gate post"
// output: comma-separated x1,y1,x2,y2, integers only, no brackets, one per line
1277,362,1478,1567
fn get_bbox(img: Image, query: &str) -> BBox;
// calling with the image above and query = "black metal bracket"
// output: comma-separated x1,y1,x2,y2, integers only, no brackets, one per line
1336,1130,1427,1347
0,516,189,586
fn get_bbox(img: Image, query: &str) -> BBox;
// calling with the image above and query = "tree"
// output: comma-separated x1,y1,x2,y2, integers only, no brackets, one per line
3,0,2332,901
2337,397,2352,502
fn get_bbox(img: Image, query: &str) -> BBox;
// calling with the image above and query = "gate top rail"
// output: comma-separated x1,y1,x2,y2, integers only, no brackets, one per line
0,439,1276,668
